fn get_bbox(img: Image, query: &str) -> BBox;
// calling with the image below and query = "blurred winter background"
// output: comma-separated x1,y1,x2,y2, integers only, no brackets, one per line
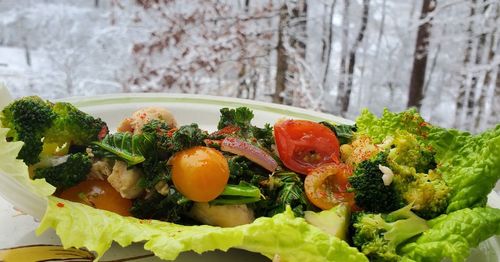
0,0,499,132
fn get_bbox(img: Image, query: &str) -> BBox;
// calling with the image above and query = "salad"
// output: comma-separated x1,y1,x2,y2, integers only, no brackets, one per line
0,96,499,262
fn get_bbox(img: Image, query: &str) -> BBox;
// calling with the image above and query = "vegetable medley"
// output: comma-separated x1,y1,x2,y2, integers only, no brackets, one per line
1,96,500,262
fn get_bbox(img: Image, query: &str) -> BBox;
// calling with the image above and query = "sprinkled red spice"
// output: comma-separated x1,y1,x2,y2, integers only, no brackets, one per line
166,128,178,137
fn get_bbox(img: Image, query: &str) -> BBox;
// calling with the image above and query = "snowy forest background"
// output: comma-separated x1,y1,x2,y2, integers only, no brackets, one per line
0,0,499,133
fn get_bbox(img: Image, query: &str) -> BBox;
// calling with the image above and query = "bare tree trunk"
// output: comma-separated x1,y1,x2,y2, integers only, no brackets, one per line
23,37,31,67
264,0,274,99
342,0,370,114
322,0,337,88
492,67,500,125
424,42,441,95
476,2,499,130
236,0,251,99
273,4,288,104
290,0,308,58
337,0,350,114
455,0,477,128
407,0,436,109
466,11,488,130
367,0,387,108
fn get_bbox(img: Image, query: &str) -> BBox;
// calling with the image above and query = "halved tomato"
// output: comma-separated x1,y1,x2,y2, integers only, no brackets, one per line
274,119,340,175
304,163,357,210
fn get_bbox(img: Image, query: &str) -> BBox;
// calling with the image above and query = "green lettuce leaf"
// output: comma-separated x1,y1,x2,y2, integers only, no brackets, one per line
0,128,55,197
400,207,500,262
37,197,367,261
356,109,500,213
429,126,500,212
355,108,431,144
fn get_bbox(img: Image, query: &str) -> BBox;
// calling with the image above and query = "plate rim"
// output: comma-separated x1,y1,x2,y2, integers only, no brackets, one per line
57,93,355,124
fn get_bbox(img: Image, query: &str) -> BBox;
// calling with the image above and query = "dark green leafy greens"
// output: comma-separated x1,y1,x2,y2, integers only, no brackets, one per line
261,171,311,217
170,124,208,152
320,121,357,145
216,107,275,151
226,155,309,217
217,107,254,134
92,132,155,166
130,189,192,223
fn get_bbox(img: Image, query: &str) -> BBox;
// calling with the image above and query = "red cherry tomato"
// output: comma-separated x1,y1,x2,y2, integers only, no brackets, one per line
304,163,357,210
171,146,229,202
274,119,340,175
58,179,132,216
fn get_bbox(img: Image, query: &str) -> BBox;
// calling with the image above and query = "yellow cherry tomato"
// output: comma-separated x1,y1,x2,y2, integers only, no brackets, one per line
58,179,132,216
171,146,230,202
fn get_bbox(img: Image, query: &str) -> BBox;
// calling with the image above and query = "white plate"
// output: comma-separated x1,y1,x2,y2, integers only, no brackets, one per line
0,93,498,261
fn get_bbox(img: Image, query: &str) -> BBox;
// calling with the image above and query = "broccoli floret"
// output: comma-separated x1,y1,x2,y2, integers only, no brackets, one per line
349,131,449,218
387,131,435,177
397,170,450,219
1,96,108,165
387,131,449,218
44,102,108,146
349,151,405,213
414,149,437,173
33,153,92,188
351,205,428,261
1,96,56,165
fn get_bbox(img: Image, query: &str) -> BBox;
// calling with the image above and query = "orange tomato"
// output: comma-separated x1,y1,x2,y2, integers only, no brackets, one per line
58,179,132,216
171,146,229,202
304,163,357,210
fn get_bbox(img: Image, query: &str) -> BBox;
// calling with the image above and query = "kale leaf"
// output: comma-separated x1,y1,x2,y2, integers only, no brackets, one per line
320,121,357,145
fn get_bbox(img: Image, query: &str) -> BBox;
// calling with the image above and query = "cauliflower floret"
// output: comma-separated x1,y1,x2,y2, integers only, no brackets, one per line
189,203,255,227
154,180,170,196
107,160,144,199
341,136,379,165
88,160,113,180
117,107,177,134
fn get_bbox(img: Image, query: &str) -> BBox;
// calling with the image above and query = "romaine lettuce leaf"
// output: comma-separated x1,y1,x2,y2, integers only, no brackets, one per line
37,197,367,262
429,126,500,212
0,128,55,197
356,109,500,213
400,207,500,262
356,108,430,144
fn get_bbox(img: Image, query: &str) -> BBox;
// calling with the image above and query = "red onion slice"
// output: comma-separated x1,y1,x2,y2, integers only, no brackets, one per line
221,137,278,172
